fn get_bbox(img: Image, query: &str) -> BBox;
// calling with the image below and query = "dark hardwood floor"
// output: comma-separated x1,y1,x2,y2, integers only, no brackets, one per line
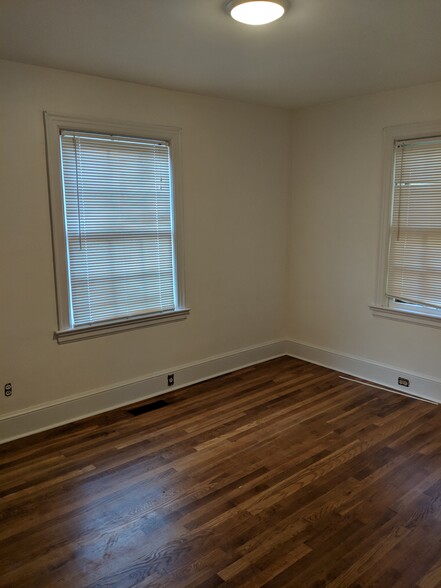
2,356,441,587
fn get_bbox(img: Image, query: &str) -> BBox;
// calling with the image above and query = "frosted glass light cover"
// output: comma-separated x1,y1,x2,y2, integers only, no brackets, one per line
230,1,286,25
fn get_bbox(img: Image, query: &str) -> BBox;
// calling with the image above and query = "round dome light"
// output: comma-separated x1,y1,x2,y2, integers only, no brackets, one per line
226,1,288,26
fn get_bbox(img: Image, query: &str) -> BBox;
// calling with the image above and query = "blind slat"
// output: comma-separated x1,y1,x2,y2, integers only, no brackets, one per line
60,130,176,327
386,136,441,308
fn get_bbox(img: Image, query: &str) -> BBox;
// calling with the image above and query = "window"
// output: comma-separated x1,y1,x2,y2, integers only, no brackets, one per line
372,120,441,328
45,113,188,342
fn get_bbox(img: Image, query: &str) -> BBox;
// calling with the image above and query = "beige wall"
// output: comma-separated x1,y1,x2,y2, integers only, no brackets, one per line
3,56,441,422
288,81,441,380
0,59,291,416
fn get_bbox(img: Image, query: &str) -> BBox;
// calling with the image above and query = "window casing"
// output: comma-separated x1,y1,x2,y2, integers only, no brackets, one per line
45,113,188,342
372,120,441,328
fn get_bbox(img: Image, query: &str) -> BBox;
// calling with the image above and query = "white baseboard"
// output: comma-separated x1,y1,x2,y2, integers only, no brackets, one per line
3,337,440,444
286,339,441,405
0,340,285,444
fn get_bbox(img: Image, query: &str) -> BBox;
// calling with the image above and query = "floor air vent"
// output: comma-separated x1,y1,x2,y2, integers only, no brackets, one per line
128,399,169,416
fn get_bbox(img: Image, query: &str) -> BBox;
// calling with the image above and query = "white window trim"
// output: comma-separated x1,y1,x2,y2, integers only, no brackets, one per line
371,119,441,329
44,112,189,343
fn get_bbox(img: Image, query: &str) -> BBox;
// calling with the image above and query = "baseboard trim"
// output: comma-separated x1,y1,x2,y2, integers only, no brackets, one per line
0,340,285,444
4,337,440,444
286,339,441,405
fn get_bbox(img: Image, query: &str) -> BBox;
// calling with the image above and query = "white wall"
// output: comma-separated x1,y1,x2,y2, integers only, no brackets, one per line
288,81,441,381
0,59,291,419
4,56,441,435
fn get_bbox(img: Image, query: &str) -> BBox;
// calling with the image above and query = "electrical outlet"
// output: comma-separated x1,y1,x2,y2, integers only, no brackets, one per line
167,374,174,386
4,383,12,397
398,377,410,387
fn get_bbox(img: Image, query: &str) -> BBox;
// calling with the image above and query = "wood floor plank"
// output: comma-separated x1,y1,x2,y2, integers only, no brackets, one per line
1,356,441,587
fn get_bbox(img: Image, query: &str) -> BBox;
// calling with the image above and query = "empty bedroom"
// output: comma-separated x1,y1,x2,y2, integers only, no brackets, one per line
1,1,441,586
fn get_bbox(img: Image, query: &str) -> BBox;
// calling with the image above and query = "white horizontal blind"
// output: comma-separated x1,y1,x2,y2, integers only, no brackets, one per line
60,131,176,327
386,136,441,309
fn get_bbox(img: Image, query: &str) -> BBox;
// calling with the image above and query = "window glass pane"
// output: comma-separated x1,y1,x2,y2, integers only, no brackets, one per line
60,131,176,327
386,137,441,310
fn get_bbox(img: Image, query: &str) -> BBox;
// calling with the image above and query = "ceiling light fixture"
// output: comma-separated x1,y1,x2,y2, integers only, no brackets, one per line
226,0,288,26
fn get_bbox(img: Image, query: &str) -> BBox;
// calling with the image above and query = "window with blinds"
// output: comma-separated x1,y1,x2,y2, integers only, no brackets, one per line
386,136,441,311
60,130,177,327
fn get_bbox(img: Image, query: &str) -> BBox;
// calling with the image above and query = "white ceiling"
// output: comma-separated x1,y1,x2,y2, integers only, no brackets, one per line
1,0,441,109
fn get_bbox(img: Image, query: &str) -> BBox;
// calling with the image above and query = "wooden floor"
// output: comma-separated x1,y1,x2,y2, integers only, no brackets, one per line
2,357,441,587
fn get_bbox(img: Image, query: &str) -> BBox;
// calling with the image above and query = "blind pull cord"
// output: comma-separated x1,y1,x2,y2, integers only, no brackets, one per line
73,137,83,250
396,145,404,242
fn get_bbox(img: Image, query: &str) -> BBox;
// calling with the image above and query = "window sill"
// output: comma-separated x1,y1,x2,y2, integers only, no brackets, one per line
55,308,190,343
369,305,441,329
